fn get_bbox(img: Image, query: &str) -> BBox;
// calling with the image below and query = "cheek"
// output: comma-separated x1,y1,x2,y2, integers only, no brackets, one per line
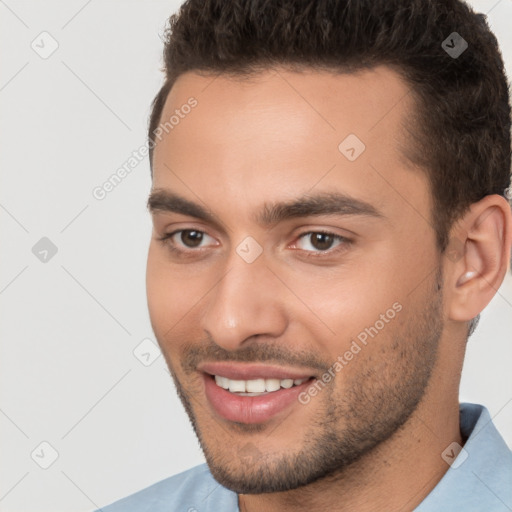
146,244,187,339
146,243,213,346
146,245,166,316
283,264,402,346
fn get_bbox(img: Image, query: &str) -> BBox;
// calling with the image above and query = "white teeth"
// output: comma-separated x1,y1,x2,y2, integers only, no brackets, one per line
265,378,281,392
246,379,266,393
228,380,246,393
281,379,294,389
214,375,309,393
214,375,230,389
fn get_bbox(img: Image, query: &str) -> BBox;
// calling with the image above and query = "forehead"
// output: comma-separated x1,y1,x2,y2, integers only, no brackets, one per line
152,66,429,225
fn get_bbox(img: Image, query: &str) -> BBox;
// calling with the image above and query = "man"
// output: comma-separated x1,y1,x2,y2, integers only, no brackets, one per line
100,0,512,510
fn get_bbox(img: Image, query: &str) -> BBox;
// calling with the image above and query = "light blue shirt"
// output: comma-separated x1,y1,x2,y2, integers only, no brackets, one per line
98,403,512,511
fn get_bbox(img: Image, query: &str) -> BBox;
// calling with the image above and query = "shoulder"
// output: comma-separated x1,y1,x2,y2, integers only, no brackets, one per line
417,403,512,511
97,464,238,512
461,403,512,497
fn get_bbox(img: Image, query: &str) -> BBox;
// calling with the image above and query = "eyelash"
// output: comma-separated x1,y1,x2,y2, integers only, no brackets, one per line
157,229,350,259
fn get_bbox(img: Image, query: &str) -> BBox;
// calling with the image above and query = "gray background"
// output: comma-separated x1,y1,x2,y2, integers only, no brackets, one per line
1,1,511,510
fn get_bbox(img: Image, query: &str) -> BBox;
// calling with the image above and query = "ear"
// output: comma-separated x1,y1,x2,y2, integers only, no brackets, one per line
446,194,512,323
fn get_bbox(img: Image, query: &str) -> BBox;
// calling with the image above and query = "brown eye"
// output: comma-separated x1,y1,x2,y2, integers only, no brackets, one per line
294,231,346,253
310,233,335,251
180,230,204,247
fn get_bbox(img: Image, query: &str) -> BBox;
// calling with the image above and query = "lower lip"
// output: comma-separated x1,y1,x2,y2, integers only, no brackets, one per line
203,374,313,424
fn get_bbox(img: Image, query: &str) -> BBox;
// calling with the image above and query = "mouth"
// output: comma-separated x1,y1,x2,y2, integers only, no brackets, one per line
199,362,316,424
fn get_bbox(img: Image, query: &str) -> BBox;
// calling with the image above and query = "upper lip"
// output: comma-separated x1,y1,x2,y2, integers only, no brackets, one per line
199,362,315,381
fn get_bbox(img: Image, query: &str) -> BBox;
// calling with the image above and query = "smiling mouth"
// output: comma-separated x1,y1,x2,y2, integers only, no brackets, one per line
201,365,317,423
211,374,313,396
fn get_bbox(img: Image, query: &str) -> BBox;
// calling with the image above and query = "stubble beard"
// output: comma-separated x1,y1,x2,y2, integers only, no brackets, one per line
161,270,444,495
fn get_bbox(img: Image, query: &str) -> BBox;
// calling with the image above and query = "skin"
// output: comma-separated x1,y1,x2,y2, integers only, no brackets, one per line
146,66,512,512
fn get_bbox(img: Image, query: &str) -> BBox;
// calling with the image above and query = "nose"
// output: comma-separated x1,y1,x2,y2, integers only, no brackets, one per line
200,250,288,351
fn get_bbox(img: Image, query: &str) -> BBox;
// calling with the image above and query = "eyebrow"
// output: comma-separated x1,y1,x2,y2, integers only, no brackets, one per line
147,189,384,227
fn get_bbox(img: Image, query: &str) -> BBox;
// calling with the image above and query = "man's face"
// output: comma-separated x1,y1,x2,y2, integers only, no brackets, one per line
147,66,444,493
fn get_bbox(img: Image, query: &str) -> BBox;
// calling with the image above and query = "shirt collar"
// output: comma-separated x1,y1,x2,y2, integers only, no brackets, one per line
416,402,512,511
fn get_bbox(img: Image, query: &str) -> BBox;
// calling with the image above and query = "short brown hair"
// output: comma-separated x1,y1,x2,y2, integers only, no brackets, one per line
148,0,511,250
